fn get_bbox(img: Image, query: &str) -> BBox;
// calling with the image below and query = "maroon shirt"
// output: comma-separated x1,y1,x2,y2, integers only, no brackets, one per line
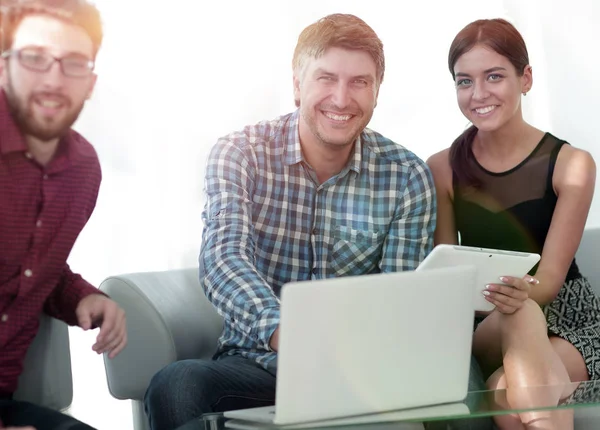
0,89,102,396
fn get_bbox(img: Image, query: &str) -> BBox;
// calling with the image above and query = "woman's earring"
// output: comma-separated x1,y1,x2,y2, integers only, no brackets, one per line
523,91,528,96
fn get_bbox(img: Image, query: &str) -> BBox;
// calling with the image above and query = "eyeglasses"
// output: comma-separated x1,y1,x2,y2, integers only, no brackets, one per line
1,48,94,78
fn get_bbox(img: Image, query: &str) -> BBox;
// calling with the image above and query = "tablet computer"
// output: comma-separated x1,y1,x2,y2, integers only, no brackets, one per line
416,244,541,312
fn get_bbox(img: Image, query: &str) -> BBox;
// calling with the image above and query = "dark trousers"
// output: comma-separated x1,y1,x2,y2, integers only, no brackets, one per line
144,354,495,430
145,355,276,430
0,395,96,430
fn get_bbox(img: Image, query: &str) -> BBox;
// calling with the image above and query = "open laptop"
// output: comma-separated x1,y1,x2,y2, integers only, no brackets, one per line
224,401,470,429
224,265,476,428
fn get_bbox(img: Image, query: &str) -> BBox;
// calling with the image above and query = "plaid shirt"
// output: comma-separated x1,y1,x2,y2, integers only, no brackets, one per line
199,110,436,371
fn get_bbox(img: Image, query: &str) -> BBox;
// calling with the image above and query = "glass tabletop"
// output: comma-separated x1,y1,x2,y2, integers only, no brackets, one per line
199,379,600,429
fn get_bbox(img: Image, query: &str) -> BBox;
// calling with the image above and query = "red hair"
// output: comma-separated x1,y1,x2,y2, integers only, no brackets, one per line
1,0,103,58
292,14,385,108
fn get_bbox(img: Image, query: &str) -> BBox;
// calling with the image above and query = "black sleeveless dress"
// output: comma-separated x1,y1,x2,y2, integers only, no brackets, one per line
453,132,600,380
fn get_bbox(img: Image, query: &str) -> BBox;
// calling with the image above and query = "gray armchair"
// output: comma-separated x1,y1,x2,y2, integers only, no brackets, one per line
14,314,73,411
99,268,223,430
100,228,600,430
574,227,600,289
571,227,600,428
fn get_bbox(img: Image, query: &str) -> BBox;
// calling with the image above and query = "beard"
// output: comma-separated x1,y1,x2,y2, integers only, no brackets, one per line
4,73,84,142
301,103,369,150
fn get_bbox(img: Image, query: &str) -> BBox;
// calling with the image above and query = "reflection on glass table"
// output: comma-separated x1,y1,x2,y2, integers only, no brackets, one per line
197,379,600,430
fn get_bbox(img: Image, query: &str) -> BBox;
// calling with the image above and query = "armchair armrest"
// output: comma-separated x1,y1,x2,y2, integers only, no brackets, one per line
576,227,600,293
99,268,223,401
14,314,73,411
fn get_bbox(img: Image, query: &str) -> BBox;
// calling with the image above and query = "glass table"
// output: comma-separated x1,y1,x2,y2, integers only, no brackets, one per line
197,380,600,429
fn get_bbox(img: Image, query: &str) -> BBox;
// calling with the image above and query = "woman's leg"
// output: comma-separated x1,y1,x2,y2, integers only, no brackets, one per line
486,366,575,430
473,299,572,429
548,336,589,383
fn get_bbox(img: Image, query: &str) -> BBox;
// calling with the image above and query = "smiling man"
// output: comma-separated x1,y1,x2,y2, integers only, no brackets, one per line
143,13,437,430
0,1,126,429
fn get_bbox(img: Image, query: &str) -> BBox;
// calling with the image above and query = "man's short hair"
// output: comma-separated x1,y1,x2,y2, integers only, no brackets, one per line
0,0,103,57
292,13,385,84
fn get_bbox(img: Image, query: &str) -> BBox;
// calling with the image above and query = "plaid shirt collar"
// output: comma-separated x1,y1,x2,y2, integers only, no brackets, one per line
283,109,363,175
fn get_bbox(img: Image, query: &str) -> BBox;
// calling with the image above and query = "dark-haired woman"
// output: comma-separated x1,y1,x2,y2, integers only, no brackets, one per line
427,18,600,430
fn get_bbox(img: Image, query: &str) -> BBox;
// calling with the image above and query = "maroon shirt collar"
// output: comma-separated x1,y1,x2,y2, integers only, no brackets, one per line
0,88,94,165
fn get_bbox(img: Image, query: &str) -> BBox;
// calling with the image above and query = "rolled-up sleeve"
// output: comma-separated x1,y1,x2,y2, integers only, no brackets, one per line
380,162,437,272
199,138,280,351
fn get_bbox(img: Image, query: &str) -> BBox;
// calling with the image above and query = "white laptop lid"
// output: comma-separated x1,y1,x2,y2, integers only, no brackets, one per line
270,265,476,425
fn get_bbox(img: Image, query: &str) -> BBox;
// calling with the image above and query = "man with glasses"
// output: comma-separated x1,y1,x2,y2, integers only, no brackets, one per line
0,1,126,429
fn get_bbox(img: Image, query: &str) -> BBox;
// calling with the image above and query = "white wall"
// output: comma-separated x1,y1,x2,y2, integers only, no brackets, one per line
505,0,600,226
62,1,600,428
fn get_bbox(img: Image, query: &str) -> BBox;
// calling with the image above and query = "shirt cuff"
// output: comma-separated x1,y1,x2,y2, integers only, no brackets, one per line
61,279,109,327
252,307,280,351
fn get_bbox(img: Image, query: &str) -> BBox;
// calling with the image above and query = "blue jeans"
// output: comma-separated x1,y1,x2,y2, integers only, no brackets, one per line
144,355,494,430
144,355,276,430
0,398,96,429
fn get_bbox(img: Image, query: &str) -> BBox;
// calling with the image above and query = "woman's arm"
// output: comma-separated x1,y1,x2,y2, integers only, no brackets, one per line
427,149,459,246
531,145,596,305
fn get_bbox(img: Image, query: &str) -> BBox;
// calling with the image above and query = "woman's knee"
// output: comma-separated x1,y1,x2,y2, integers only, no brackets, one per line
501,298,546,333
486,367,507,390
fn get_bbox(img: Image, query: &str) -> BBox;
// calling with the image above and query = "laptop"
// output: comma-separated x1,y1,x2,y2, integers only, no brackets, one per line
224,266,476,427
224,402,470,429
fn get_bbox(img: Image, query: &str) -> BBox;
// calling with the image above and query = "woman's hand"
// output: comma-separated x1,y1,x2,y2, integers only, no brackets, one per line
483,275,539,314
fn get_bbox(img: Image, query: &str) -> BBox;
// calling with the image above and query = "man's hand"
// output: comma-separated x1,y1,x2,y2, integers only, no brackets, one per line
483,275,538,314
76,294,127,358
269,327,280,351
